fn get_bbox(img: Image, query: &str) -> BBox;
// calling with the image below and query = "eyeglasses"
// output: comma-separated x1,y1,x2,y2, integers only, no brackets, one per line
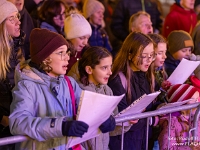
138,53,156,61
54,50,71,60
6,13,21,24
54,13,66,20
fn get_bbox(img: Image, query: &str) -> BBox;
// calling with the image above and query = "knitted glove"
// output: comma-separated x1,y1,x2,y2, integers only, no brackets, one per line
99,115,116,133
62,120,89,137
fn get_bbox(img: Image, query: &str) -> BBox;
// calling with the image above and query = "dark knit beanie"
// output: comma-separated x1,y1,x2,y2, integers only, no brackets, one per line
30,28,68,64
167,30,194,55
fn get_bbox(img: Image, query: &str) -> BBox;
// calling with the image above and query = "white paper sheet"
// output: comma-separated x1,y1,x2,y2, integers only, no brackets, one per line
159,99,195,110
115,91,160,126
167,58,200,85
66,90,125,148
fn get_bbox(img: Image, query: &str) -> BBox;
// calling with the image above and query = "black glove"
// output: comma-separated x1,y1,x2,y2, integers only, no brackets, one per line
62,120,89,137
99,115,116,133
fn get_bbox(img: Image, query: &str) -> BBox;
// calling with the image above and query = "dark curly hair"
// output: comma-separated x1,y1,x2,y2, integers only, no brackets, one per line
78,46,112,85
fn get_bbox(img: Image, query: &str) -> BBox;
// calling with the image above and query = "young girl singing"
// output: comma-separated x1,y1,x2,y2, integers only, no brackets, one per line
73,46,116,150
108,32,157,150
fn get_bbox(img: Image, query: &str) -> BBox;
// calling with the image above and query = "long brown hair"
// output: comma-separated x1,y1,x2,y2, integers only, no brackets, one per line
148,33,168,90
111,32,155,104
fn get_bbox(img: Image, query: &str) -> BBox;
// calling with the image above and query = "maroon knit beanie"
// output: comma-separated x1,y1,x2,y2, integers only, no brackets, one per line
30,28,68,64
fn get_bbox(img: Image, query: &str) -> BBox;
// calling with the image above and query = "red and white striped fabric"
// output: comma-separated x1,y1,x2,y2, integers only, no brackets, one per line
167,84,198,103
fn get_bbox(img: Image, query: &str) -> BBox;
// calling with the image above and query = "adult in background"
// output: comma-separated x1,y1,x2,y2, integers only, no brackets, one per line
129,11,153,34
8,0,35,60
0,0,24,149
110,0,162,53
83,0,112,53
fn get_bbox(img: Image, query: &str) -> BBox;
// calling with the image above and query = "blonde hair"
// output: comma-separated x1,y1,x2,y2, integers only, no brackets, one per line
0,21,12,80
129,11,151,32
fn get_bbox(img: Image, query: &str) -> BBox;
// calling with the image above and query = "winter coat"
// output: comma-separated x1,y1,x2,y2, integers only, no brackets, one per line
78,83,112,150
158,113,200,150
108,71,155,150
88,24,112,52
110,0,162,41
40,22,65,37
164,51,180,77
0,36,24,138
9,62,82,150
20,7,35,60
162,3,197,38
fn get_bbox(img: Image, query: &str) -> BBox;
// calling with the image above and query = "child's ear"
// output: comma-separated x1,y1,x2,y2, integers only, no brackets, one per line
85,66,92,74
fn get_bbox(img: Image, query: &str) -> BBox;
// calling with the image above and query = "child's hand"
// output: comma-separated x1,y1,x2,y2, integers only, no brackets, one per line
161,80,171,91
129,119,139,124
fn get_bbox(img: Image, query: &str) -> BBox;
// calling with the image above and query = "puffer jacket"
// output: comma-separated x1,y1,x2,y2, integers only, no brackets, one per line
162,3,197,38
9,62,82,150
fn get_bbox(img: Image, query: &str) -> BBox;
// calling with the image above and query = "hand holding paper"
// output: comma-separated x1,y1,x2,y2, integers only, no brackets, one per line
62,120,89,137
66,90,124,148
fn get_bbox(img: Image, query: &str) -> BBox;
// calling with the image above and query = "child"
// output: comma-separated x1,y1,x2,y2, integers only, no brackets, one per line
164,30,194,76
83,0,112,52
64,6,92,74
9,29,113,150
149,33,169,97
148,33,168,149
158,84,200,150
75,46,116,150
108,32,157,150
38,0,68,37
9,28,90,149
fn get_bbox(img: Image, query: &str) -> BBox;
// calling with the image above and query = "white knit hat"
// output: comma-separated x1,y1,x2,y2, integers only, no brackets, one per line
64,13,92,40
0,0,18,24
83,0,105,19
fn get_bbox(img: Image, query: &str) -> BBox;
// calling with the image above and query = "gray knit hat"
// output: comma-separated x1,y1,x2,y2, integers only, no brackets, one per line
83,0,105,19
167,30,194,54
0,0,18,24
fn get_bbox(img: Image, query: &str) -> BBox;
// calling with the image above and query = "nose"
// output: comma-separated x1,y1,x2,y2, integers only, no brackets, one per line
186,50,191,56
64,53,70,61
108,68,112,75
83,38,88,45
163,53,167,59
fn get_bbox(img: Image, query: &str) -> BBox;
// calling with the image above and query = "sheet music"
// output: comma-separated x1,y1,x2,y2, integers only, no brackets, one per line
159,99,195,110
167,58,200,85
115,91,160,126
66,90,124,148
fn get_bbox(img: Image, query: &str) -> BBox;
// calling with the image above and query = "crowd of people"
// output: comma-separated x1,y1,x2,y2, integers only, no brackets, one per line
1,0,200,150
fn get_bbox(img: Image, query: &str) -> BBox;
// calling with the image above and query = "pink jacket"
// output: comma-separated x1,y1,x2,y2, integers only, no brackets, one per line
158,114,200,150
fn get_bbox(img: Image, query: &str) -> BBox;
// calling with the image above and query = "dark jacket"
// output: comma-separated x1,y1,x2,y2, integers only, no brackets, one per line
164,51,180,77
108,71,155,150
20,7,35,60
0,35,25,138
110,0,162,41
88,24,112,52
192,21,200,55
